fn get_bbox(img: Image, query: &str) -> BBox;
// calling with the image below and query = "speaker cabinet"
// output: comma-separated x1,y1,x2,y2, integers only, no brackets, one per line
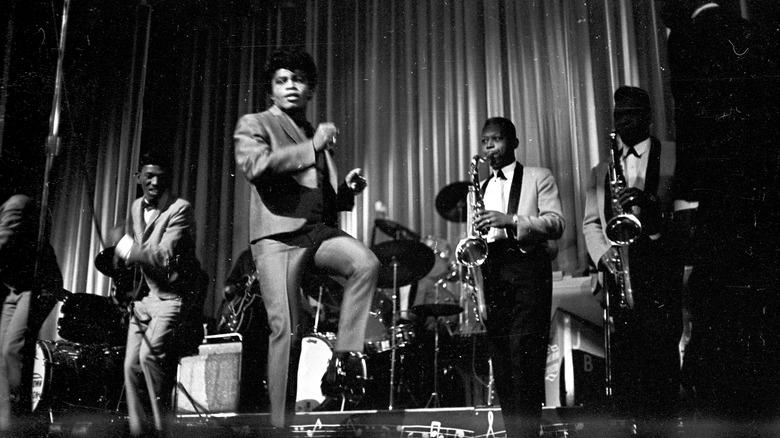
175,334,242,414
545,309,605,408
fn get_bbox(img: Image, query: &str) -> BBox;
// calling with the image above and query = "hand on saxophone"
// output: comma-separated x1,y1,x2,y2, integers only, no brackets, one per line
600,247,620,275
618,187,660,234
475,210,512,231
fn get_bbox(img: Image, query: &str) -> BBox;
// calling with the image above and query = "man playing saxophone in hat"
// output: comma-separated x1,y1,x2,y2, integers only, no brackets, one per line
583,86,682,437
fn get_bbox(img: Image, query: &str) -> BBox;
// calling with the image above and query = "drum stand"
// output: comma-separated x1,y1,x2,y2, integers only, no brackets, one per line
388,259,400,410
425,282,445,408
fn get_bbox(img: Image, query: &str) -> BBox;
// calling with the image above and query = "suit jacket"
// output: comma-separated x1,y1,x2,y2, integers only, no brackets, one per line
582,136,676,266
126,191,202,300
482,164,565,256
0,194,62,295
234,105,355,243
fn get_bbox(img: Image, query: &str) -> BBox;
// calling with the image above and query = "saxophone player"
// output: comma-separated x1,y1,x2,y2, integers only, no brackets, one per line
475,117,564,438
582,86,682,436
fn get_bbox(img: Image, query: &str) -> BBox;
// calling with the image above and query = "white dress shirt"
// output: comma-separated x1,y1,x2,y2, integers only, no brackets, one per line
483,161,516,242
619,137,650,190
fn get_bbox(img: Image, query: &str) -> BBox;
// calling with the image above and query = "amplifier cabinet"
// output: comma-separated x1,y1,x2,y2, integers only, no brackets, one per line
175,334,242,414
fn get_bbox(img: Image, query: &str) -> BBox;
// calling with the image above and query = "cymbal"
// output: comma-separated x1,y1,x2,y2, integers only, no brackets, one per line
374,218,420,241
94,246,119,278
410,303,463,318
435,181,470,222
371,240,435,288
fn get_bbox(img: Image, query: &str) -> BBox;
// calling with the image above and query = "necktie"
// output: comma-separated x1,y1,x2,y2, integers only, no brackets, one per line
625,145,639,158
142,199,157,210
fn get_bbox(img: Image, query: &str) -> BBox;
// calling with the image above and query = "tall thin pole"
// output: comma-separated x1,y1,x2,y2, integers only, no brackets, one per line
36,0,70,273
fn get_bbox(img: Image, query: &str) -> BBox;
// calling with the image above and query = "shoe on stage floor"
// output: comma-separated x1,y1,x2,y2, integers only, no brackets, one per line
321,351,367,404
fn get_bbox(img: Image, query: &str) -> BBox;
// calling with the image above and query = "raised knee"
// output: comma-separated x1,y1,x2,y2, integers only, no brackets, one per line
359,252,380,279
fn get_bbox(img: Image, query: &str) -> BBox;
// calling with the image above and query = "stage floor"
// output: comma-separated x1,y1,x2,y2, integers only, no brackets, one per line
17,405,780,437
31,406,636,438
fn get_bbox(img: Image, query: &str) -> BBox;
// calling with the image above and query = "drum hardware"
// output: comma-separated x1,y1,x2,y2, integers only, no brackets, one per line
435,181,471,223
411,302,464,408
371,240,434,410
32,340,125,414
372,218,420,244
57,292,128,346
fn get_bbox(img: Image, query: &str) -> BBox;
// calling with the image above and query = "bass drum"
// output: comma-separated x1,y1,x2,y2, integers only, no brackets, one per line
58,293,126,345
295,333,337,412
295,333,369,412
32,340,125,413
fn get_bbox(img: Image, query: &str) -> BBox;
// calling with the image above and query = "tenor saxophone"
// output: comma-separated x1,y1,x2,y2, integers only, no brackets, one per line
606,132,641,309
455,155,489,321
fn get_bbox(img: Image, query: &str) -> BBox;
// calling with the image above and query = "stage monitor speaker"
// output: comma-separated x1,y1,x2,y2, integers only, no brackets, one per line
175,333,242,414
545,309,605,408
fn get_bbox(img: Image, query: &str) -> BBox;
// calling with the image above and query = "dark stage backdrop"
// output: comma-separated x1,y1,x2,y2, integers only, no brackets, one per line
3,0,766,328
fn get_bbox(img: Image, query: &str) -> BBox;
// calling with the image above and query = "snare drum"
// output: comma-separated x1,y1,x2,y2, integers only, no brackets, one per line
364,290,392,352
32,340,125,412
365,323,416,354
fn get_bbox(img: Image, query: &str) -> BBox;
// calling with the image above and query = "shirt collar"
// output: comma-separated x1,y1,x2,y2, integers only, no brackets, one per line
692,3,719,19
494,161,517,180
621,137,650,158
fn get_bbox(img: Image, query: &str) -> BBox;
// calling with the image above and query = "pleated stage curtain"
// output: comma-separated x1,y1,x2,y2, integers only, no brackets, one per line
47,0,674,320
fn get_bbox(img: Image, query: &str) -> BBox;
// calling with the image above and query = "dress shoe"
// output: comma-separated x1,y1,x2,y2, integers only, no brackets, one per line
321,351,367,404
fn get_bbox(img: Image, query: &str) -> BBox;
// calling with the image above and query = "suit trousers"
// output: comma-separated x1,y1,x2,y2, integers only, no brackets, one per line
0,288,30,431
124,294,182,436
482,241,552,438
251,223,378,428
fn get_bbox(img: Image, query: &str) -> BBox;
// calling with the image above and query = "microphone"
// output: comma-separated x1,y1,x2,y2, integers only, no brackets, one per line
349,173,367,191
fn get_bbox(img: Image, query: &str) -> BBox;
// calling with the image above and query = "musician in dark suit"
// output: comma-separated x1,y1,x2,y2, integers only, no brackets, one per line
664,0,780,428
582,86,681,436
474,117,564,438
233,48,379,429
112,152,205,437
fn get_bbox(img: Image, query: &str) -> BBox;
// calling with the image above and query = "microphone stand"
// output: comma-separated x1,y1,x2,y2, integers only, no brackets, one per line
35,0,70,274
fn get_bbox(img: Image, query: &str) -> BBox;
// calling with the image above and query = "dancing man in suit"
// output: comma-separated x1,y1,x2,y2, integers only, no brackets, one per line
112,152,205,437
0,163,61,434
474,117,565,438
582,86,682,437
233,48,379,430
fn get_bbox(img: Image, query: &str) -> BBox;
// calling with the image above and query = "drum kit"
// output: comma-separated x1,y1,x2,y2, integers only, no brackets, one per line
296,180,490,412
32,248,129,415
33,182,481,416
